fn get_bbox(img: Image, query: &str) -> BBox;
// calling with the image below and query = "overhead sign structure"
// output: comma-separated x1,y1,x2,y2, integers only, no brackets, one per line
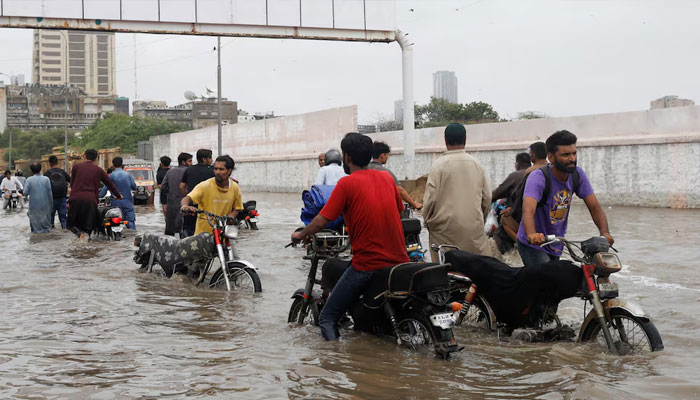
0,0,417,178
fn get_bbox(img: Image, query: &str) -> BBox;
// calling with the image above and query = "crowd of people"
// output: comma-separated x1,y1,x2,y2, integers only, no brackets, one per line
294,124,613,340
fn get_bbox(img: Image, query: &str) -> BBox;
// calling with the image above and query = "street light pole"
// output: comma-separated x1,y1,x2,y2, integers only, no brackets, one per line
0,72,12,169
217,36,222,156
64,87,69,171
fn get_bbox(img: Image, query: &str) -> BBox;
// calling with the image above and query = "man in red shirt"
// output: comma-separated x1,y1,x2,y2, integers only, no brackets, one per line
68,149,122,240
291,132,409,340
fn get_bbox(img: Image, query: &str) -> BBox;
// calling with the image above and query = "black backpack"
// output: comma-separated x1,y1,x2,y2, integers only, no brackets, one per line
47,169,68,198
509,165,579,223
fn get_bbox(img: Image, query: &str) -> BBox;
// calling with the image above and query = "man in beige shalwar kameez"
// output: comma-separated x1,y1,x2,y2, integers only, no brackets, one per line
423,123,492,261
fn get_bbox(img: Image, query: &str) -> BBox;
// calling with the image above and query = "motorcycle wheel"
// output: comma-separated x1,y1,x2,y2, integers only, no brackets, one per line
580,308,664,354
248,221,258,230
458,295,494,331
288,296,320,325
208,262,262,292
113,231,122,241
396,317,437,353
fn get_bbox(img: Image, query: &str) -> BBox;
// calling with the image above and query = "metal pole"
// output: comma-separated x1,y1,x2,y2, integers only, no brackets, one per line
65,88,69,171
396,30,415,180
8,129,11,170
217,36,222,156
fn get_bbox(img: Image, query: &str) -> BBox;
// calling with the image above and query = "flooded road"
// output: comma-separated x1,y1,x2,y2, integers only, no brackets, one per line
1,192,699,399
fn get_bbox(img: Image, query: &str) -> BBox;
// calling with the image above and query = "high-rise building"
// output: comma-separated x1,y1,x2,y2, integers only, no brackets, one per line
32,30,116,96
433,71,458,104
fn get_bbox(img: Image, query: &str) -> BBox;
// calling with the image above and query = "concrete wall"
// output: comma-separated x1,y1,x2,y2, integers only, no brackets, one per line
150,105,700,208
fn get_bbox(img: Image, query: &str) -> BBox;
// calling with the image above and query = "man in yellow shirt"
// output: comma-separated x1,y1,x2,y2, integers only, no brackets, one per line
180,155,243,235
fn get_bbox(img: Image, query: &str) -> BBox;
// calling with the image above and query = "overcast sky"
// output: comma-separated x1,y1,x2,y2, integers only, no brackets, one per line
1,0,699,123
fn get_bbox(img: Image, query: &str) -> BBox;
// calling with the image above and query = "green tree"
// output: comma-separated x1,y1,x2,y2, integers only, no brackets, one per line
1,128,77,162
78,113,189,153
414,97,502,128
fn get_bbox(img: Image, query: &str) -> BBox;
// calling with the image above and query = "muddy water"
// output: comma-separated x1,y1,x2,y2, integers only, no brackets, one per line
1,193,699,399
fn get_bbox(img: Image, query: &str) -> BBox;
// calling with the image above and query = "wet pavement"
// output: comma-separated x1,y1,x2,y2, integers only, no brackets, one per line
1,192,699,399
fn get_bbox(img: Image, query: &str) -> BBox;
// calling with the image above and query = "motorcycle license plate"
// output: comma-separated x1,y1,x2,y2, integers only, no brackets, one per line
249,218,258,223
112,225,124,233
430,312,455,329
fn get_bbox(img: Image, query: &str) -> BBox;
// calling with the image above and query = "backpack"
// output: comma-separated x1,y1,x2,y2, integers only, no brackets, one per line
47,169,68,198
509,165,579,223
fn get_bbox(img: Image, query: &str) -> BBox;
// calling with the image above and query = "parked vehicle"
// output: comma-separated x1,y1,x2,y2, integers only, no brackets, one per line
134,210,261,292
235,200,260,230
436,236,664,355
98,194,128,240
122,159,155,205
288,231,461,358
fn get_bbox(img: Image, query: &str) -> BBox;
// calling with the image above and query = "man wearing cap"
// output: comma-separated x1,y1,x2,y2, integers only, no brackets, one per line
423,123,492,261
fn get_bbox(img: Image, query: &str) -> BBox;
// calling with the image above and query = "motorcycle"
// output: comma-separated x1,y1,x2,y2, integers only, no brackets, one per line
98,195,128,241
401,203,425,262
287,231,461,358
435,235,664,355
235,200,260,230
6,190,24,209
134,209,262,292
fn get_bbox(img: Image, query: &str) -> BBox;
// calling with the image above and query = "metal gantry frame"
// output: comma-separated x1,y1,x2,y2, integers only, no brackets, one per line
0,7,417,178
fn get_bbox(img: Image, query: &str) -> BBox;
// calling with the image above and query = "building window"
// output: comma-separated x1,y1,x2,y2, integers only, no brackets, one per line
42,43,61,48
69,34,85,42
69,42,85,51
97,43,108,52
69,51,85,59
45,76,62,81
98,76,109,84
98,68,109,76
42,34,61,40
97,51,108,60
97,35,109,43
70,59,85,67
98,84,109,92
69,67,85,75
42,51,61,57
42,68,62,73
70,76,85,83
44,59,61,65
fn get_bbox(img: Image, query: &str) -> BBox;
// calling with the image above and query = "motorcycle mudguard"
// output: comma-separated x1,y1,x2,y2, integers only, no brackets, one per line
577,298,650,340
476,294,498,331
291,288,322,300
208,259,258,276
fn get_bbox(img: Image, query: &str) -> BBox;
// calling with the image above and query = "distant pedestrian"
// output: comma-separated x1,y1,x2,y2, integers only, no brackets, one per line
68,149,122,240
368,141,423,209
15,170,26,187
317,153,325,168
161,152,193,236
179,149,214,237
23,163,53,233
490,152,531,254
100,156,137,229
44,155,71,229
423,123,492,261
315,149,346,186
157,155,171,215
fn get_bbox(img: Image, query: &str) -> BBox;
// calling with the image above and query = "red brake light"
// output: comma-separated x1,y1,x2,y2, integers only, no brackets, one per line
245,216,250,220
111,217,122,224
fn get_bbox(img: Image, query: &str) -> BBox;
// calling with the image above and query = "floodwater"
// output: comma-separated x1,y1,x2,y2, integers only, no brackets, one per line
1,192,699,399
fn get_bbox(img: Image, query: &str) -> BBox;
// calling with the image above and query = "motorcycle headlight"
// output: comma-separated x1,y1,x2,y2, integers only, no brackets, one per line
105,208,123,219
224,224,238,239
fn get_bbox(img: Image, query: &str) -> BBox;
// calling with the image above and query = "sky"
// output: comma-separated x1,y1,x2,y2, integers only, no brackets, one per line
1,0,699,124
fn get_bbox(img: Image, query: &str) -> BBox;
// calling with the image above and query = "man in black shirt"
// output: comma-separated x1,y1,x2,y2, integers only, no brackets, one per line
156,156,171,215
44,155,71,229
179,149,214,237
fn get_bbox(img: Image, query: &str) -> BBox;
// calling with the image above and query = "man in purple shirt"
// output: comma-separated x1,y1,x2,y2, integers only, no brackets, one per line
517,130,613,266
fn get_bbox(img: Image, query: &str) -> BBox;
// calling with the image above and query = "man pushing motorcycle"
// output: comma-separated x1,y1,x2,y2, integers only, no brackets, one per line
518,130,614,266
180,155,243,234
291,132,409,341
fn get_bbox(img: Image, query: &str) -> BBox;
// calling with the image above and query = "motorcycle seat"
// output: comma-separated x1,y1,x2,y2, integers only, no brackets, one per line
243,200,256,210
445,249,583,326
136,232,215,269
401,218,422,235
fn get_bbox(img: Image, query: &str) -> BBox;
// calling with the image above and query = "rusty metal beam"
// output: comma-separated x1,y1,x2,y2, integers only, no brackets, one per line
0,16,396,43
